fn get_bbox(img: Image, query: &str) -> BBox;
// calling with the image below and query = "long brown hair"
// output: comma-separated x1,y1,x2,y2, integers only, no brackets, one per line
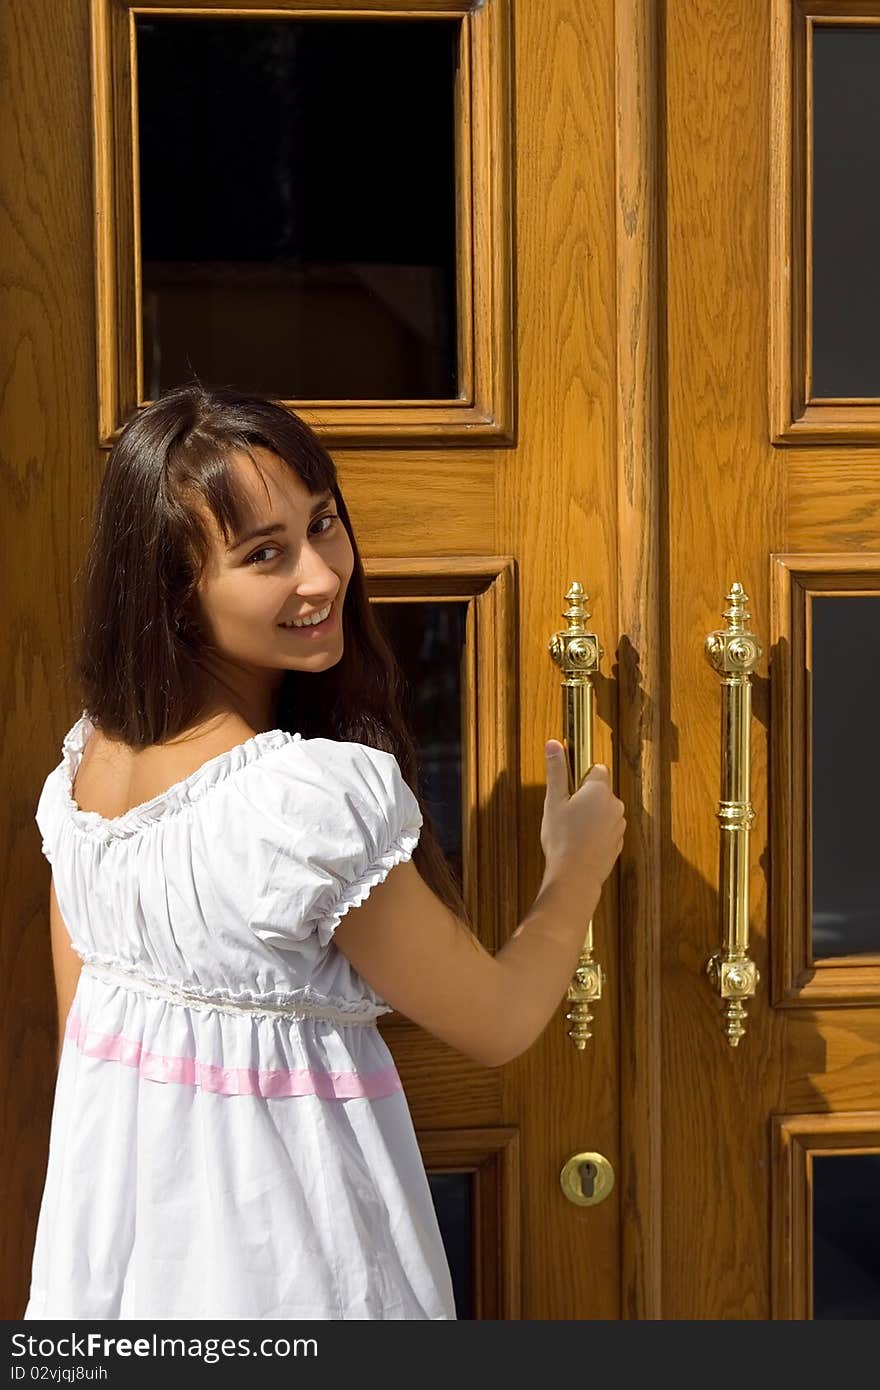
74,383,471,929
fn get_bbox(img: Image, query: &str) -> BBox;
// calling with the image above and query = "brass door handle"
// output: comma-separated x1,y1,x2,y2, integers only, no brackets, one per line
548,582,604,1050
703,583,762,1046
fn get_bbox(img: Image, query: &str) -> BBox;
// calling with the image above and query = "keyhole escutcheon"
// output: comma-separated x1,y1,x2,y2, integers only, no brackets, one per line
559,1151,615,1207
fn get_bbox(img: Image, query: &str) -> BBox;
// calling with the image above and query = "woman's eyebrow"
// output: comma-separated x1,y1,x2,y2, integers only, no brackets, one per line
227,490,335,550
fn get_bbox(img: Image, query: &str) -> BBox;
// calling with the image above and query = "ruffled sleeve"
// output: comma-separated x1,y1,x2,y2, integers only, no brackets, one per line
34,768,62,867
34,711,90,867
247,737,423,952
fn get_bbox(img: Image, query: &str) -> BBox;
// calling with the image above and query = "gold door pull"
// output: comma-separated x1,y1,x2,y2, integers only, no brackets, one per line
703,582,762,1046
548,581,604,1050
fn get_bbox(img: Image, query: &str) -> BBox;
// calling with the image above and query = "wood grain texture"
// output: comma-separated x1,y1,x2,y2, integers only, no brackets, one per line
665,0,785,1318
497,0,620,1319
0,0,101,1318
381,1027,503,1124
784,1014,880,1109
674,0,880,1320
339,453,496,554
615,0,663,1320
786,459,880,545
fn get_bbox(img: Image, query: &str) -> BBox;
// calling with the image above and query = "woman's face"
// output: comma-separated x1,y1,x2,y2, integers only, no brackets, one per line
194,447,354,686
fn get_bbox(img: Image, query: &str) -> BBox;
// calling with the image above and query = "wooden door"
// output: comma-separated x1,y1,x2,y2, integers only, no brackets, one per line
13,0,875,1324
4,0,628,1320
663,0,880,1318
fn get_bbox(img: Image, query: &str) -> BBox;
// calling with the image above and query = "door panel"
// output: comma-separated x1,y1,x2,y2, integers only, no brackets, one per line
668,0,880,1318
5,0,622,1319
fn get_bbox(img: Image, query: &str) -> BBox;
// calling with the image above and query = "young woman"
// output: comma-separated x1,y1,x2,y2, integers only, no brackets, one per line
25,384,625,1320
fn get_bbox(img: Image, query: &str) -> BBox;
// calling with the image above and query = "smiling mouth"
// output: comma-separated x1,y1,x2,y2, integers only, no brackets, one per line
277,601,337,634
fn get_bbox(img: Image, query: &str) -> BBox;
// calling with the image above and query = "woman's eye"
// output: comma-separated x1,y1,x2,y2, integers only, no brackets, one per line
246,546,279,566
245,516,337,566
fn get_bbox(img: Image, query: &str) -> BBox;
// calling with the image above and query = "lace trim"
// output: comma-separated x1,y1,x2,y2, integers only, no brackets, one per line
81,960,384,1026
312,827,422,948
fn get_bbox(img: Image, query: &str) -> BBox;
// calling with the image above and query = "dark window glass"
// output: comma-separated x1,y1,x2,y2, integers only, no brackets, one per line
427,1171,474,1318
373,601,466,889
811,595,880,957
136,18,459,400
812,26,880,397
814,1153,880,1318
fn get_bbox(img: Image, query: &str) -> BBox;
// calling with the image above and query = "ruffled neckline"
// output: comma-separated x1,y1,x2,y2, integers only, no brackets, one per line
60,710,301,841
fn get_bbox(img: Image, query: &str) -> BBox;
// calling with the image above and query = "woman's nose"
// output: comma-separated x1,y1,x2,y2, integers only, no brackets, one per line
290,547,339,595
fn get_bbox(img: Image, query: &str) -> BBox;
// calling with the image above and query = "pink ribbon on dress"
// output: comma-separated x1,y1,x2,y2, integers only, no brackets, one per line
64,1011,403,1100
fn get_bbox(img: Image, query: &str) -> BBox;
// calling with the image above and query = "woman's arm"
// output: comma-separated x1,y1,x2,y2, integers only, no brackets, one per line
49,878,82,1069
332,858,600,1069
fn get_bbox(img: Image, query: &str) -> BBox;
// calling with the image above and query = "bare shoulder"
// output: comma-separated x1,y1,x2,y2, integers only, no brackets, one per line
73,713,259,819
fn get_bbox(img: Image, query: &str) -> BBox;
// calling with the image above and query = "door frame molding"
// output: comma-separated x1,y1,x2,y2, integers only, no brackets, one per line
90,0,516,447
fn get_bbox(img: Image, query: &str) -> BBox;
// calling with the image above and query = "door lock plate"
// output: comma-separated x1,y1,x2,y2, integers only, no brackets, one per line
559,1151,615,1206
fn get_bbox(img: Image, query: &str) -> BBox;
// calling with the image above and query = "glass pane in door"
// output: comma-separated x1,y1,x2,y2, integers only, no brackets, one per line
427,1171,474,1318
373,600,467,890
813,1152,880,1318
811,595,880,957
812,25,880,397
136,17,459,400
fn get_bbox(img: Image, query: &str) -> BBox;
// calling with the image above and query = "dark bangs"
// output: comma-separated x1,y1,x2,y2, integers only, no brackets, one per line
172,413,337,565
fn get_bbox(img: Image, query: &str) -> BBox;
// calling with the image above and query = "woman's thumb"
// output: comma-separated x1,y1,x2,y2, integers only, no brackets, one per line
545,740,568,794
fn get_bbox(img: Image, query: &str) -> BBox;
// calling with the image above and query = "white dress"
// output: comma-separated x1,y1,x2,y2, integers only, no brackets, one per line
24,711,457,1321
